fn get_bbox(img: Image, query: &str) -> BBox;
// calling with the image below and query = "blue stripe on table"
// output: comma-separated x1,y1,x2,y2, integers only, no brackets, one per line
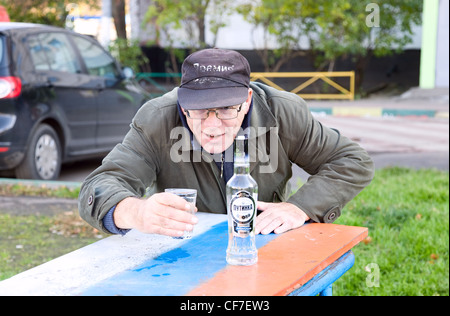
82,221,278,296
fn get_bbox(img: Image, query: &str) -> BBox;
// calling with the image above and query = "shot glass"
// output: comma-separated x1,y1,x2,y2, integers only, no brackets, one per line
165,188,197,239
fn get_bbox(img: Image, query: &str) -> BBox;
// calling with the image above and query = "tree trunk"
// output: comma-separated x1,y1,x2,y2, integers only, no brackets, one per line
112,0,127,39
355,51,373,94
198,16,206,47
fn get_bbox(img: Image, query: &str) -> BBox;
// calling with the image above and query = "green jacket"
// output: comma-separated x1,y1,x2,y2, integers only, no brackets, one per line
79,82,374,233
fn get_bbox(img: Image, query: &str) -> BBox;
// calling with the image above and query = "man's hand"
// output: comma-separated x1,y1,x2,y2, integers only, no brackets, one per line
255,201,310,235
113,193,198,237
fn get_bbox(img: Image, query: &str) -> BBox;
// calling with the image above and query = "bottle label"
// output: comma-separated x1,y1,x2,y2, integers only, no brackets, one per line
230,190,256,237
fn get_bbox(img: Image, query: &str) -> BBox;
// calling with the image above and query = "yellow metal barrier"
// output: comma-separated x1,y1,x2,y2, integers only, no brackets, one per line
250,71,355,100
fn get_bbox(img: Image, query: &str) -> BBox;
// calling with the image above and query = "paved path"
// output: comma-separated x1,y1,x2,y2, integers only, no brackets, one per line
291,87,449,183
290,114,449,184
0,196,78,216
316,115,449,154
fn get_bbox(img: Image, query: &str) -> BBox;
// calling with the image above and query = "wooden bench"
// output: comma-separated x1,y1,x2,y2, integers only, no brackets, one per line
0,213,367,296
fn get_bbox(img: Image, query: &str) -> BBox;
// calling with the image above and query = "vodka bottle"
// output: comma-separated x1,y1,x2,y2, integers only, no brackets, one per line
226,135,258,265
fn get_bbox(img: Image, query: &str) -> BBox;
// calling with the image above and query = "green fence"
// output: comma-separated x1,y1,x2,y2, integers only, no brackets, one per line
136,73,181,97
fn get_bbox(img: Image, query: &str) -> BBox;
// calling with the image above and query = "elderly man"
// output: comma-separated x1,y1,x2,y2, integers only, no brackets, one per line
79,48,374,238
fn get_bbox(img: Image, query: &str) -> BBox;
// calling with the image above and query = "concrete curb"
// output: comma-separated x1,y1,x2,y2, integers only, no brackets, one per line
309,106,449,118
307,87,449,118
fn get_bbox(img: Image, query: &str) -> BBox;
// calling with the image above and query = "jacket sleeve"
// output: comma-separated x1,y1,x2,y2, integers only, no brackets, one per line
78,105,161,234
277,94,375,223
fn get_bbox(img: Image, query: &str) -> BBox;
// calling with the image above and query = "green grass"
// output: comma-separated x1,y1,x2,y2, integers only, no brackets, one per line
333,167,449,296
0,182,80,199
0,210,104,281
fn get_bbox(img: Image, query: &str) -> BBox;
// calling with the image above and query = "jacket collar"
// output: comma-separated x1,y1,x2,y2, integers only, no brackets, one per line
250,87,277,136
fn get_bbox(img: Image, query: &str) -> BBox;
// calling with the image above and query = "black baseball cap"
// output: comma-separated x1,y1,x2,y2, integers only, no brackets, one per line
178,48,251,110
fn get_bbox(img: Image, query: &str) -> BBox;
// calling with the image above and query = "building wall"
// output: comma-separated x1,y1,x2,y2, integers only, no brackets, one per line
420,0,449,89
435,0,449,88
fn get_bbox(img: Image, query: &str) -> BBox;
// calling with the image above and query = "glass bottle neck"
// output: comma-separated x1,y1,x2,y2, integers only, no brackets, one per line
233,135,250,175
234,161,250,175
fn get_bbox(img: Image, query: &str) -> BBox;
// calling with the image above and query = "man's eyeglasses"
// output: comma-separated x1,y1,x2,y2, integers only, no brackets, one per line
185,104,243,120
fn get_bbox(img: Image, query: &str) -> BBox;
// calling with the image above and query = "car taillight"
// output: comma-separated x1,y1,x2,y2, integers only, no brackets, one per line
0,76,22,99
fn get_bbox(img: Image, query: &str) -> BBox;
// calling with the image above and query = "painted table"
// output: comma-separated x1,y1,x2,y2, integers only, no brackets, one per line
0,212,367,296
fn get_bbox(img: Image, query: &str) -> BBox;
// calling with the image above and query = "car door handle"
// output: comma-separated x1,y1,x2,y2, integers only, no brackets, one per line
37,79,53,88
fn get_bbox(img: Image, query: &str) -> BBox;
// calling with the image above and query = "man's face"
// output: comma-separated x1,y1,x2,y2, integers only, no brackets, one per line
182,89,252,154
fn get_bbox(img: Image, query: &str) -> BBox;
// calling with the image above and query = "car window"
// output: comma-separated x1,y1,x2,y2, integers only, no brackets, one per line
27,33,81,73
71,36,120,79
27,36,50,71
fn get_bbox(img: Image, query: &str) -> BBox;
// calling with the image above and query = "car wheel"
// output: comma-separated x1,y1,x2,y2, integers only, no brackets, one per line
15,124,62,180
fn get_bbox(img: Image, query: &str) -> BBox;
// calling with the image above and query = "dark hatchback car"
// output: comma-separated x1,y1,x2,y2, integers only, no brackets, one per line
0,22,149,180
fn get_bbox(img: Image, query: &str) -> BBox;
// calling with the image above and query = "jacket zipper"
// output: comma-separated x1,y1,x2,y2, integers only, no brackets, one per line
220,152,224,178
